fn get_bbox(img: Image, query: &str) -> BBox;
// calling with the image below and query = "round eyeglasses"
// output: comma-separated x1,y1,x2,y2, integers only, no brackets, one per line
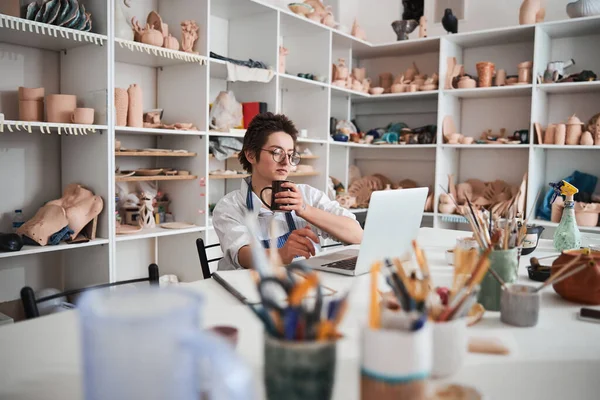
261,148,301,166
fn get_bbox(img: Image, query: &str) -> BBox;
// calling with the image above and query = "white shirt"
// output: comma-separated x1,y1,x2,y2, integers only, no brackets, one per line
212,177,359,271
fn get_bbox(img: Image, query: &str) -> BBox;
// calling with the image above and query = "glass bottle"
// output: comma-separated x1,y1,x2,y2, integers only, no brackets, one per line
554,196,581,252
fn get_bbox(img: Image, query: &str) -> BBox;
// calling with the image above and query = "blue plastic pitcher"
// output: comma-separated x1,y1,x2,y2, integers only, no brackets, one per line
78,287,254,400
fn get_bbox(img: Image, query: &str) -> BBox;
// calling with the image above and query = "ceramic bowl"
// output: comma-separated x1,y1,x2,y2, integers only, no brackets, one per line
369,87,384,95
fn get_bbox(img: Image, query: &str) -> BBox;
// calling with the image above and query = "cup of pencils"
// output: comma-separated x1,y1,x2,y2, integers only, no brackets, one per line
250,263,348,400
361,252,432,400
477,248,519,311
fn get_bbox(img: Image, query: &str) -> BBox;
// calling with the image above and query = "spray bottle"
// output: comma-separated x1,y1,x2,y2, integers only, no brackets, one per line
549,180,581,252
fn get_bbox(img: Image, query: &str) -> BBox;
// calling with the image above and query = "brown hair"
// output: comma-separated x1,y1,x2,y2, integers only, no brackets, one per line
238,112,298,172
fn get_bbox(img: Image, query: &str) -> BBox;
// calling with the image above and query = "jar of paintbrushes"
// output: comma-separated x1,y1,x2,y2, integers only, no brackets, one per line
362,254,431,400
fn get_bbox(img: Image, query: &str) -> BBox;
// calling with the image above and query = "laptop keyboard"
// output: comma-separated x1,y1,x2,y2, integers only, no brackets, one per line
322,257,358,270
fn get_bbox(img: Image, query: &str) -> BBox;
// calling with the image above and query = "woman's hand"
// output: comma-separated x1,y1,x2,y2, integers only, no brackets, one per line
274,182,308,216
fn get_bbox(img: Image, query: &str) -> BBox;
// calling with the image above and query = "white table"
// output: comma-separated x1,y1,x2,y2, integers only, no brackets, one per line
1,228,599,400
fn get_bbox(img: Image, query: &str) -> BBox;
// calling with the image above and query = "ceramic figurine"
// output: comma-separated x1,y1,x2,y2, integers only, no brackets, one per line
518,61,533,83
580,131,594,145
279,46,288,74
419,16,427,38
362,78,371,93
379,72,393,93
476,62,495,87
554,123,566,145
441,8,458,34
543,59,575,83
567,0,600,18
181,20,199,54
586,112,600,144
566,114,584,144
127,84,143,128
142,26,163,47
351,18,367,41
519,0,545,24
391,19,419,41
336,59,349,80
209,91,243,132
353,68,366,82
115,88,128,127
404,62,419,81
457,76,476,88
138,192,156,229
322,8,337,28
115,0,133,40
549,181,581,251
131,17,145,42
163,34,179,50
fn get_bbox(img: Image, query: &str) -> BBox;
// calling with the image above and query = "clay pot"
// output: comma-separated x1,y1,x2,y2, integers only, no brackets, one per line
114,88,128,127
412,78,425,87
544,124,556,144
351,79,363,92
517,61,533,83
391,83,406,93
163,34,179,50
460,136,474,144
449,133,462,143
476,62,495,87
379,73,393,92
420,83,437,91
506,76,519,85
580,131,594,146
369,87,384,95
18,87,45,101
336,59,349,80
362,78,371,93
332,79,346,88
19,100,44,122
566,115,584,145
127,84,143,128
575,203,600,226
457,76,477,89
495,69,507,86
46,94,77,123
142,26,164,47
71,108,95,125
353,68,366,81
554,124,566,145
552,249,600,305
551,197,564,223
408,84,419,92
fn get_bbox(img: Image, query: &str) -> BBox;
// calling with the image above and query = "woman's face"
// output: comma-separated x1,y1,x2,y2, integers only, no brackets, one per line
250,131,295,181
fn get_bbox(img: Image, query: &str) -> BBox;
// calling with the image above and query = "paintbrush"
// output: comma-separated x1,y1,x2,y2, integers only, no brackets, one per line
487,266,508,290
533,255,585,293
534,261,593,293
412,240,431,289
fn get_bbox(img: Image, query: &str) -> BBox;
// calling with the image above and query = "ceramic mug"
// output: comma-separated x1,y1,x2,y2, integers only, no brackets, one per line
260,180,291,212
72,108,95,125
500,284,540,327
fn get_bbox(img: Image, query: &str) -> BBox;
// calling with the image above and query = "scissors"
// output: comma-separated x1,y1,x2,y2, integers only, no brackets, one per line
257,262,323,340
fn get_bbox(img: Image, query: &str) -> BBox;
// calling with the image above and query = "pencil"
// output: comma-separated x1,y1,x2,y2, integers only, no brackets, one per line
369,262,382,330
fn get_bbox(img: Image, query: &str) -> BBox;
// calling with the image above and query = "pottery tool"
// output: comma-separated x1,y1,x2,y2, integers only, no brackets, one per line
369,262,382,329
468,337,510,355
533,256,588,293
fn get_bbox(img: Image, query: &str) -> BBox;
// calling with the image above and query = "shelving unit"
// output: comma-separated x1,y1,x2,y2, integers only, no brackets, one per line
1,0,599,307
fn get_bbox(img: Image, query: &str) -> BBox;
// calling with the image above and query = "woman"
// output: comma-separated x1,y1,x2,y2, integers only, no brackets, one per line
212,113,363,271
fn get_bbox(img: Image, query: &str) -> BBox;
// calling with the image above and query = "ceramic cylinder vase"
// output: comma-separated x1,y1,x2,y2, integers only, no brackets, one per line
431,318,467,378
19,101,44,122
554,124,566,145
544,124,556,144
127,84,143,128
379,73,393,92
72,108,95,125
18,87,45,101
477,248,519,311
353,68,366,81
495,69,507,86
46,94,77,123
476,62,495,87
361,325,432,400
518,61,533,83
566,124,582,144
114,88,129,127
500,284,540,327
264,335,336,400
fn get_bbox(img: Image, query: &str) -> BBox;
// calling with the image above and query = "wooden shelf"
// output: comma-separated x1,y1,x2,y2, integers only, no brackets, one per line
209,153,318,159
116,151,197,157
115,175,198,182
209,171,319,179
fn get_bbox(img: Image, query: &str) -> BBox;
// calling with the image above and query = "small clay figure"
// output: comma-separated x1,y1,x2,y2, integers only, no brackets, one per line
181,20,199,54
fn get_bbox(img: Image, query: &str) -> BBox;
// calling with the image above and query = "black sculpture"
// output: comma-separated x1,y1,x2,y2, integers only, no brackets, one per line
442,8,458,34
402,0,424,21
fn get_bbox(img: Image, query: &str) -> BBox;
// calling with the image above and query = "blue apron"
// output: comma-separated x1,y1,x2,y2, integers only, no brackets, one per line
246,181,297,249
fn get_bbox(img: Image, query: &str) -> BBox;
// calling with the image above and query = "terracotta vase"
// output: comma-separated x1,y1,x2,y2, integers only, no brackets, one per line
46,94,77,123
544,124,556,144
163,34,179,50
19,100,44,122
353,68,366,81
476,62,495,87
518,61,533,83
566,115,584,144
142,26,164,47
554,123,566,145
552,249,600,305
336,59,349,80
391,83,406,93
495,69,507,86
114,88,129,127
379,72,393,92
351,18,367,41
71,108,95,125
580,131,594,146
127,84,143,128
519,0,545,24
18,87,45,101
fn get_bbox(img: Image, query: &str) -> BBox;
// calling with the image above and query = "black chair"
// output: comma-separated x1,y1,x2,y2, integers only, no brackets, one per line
196,238,222,279
20,263,160,320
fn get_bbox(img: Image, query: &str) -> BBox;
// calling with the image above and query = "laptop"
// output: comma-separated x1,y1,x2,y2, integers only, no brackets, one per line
300,187,428,276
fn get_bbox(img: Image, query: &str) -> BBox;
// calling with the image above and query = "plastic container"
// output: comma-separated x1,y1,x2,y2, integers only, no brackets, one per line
12,210,24,233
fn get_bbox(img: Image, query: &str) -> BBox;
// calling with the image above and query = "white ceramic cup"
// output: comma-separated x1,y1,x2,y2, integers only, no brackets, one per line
431,317,468,378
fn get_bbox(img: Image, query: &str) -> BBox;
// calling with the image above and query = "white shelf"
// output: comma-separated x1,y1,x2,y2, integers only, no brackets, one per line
352,90,439,103
0,239,109,260
351,37,440,59
444,85,532,99
115,39,207,68
351,209,436,217
279,73,329,90
209,58,228,80
298,137,328,144
445,24,535,47
115,225,204,242
2,120,107,134
0,15,107,51
208,130,246,138
537,81,600,94
534,145,600,150
330,141,437,149
330,85,370,98
441,144,528,149
533,219,600,233
541,14,600,38
115,127,205,136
